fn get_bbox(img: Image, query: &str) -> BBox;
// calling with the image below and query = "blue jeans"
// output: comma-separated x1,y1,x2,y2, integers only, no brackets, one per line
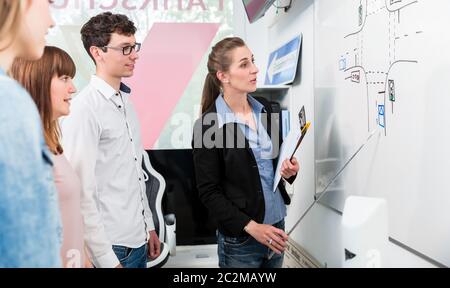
112,244,148,268
218,220,285,268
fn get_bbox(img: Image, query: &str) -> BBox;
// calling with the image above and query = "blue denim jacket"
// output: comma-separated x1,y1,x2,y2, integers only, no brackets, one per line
0,69,62,268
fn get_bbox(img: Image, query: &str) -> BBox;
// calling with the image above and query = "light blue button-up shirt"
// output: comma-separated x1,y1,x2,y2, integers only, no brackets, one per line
0,68,61,268
215,94,286,225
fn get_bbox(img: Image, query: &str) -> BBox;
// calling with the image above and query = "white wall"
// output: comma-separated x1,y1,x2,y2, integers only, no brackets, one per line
233,0,435,268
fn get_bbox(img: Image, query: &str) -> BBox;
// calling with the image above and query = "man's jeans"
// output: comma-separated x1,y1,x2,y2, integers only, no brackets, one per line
217,220,285,268
112,244,148,268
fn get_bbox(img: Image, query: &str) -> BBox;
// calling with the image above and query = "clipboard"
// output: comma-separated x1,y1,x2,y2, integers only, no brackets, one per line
290,106,310,159
273,106,311,192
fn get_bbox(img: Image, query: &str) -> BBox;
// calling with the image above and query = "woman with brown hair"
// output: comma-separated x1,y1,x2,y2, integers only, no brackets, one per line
0,0,60,268
11,46,86,268
192,37,300,268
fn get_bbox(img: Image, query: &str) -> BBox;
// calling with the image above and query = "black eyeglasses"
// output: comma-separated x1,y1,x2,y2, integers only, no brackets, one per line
100,43,141,55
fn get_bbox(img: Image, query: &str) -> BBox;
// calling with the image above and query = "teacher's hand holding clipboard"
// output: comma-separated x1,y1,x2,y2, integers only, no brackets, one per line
273,106,311,192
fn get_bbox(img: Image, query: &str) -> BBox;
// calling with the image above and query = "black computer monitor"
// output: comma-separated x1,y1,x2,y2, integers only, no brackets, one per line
147,149,217,245
242,0,276,23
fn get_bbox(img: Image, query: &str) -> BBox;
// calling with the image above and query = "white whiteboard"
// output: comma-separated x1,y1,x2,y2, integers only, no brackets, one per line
314,0,450,266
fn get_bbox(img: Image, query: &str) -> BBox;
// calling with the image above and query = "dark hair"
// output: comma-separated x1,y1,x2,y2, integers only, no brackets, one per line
80,12,136,63
10,46,76,154
201,37,246,114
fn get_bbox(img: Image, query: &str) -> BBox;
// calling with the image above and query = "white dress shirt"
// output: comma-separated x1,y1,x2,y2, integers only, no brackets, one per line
61,75,154,268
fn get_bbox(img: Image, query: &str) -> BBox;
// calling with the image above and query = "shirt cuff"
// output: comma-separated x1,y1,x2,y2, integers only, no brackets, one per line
146,217,155,233
92,249,120,268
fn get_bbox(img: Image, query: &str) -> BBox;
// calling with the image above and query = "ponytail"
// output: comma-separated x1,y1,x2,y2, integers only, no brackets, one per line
201,73,221,114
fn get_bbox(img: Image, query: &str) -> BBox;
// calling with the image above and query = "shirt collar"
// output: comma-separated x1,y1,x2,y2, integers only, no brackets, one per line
90,75,132,100
0,67,6,76
247,94,265,114
215,94,265,129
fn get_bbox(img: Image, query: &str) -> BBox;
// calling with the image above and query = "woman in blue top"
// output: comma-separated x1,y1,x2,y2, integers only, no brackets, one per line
0,0,61,268
193,37,300,268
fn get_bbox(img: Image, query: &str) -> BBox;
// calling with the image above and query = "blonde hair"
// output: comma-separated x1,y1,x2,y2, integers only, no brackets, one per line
0,0,24,51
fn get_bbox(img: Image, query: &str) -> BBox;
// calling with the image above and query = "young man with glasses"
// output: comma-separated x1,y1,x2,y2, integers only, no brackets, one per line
61,12,160,268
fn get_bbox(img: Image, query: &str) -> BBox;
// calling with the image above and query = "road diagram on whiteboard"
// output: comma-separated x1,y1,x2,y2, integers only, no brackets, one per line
339,0,422,135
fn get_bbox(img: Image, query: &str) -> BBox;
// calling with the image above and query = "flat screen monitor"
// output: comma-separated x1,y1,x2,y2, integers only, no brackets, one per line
147,149,217,245
242,0,276,23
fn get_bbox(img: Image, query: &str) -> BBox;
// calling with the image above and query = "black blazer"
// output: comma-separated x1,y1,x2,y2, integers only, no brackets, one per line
192,99,296,237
